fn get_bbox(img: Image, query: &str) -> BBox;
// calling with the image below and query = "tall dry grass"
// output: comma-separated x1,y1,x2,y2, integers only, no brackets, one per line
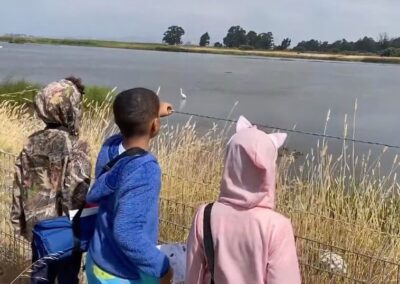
1,96,400,282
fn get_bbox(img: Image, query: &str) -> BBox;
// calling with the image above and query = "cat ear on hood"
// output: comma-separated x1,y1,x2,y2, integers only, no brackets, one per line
236,116,253,133
269,133,287,149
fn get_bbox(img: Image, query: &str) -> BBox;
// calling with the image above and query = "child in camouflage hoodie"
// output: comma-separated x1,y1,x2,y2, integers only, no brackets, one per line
11,77,92,284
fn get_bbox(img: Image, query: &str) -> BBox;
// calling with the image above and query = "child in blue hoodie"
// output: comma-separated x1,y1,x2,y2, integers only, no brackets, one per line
86,88,173,284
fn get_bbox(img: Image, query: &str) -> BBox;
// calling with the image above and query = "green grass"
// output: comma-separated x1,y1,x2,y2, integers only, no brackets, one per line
2,35,400,64
84,85,114,104
0,80,113,107
1,36,167,51
0,80,40,105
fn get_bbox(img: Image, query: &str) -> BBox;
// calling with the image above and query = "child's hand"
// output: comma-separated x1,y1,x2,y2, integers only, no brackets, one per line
159,101,174,117
160,267,173,284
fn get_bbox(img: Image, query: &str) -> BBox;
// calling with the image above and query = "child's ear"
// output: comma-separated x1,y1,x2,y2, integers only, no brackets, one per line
269,133,287,149
236,116,253,133
150,118,161,138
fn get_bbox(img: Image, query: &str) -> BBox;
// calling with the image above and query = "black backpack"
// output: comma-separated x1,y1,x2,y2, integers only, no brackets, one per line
203,203,215,284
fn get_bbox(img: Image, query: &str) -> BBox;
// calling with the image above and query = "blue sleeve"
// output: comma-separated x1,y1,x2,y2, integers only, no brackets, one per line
112,163,170,278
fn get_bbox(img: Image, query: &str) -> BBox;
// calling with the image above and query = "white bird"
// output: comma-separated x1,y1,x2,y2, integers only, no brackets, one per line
156,86,161,96
180,88,187,100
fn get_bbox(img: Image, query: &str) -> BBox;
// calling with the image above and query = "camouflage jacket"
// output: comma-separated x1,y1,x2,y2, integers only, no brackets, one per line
11,130,91,241
10,79,91,241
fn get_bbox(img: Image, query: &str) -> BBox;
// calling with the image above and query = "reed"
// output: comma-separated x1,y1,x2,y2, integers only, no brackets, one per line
1,96,399,282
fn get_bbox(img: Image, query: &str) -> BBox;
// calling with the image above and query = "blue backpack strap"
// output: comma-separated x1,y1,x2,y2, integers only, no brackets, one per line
101,147,147,176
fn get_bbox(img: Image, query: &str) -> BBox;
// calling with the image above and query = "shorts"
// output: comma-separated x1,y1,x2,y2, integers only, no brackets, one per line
85,254,159,284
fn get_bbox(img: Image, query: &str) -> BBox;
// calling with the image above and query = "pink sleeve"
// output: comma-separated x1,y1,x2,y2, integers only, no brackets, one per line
267,219,301,284
185,206,207,284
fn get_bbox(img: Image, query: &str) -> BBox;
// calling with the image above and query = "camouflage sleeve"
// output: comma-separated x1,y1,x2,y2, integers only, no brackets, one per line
10,153,26,236
63,140,92,210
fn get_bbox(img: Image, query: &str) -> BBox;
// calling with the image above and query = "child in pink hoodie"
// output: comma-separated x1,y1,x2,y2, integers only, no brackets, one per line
186,116,301,284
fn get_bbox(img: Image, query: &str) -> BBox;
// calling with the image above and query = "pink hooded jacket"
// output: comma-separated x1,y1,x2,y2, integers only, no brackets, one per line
186,116,301,284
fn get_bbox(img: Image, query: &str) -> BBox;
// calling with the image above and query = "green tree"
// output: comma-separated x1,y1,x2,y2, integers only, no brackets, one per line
378,33,390,50
292,34,395,54
354,36,377,52
223,26,247,48
328,40,344,52
276,38,291,50
380,47,400,57
163,26,185,45
214,42,223,48
390,37,400,48
246,31,258,47
294,39,321,51
320,41,329,50
255,32,274,49
337,39,354,51
199,32,210,47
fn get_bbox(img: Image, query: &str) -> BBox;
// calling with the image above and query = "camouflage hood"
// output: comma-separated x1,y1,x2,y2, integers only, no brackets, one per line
34,79,83,135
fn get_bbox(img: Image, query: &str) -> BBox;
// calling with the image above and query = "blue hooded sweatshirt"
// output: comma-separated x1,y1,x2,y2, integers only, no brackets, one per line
87,134,170,280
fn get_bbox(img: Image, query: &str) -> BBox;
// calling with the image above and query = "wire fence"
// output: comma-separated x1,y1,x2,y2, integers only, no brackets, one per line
174,111,400,150
2,85,400,150
1,149,400,283
158,196,400,283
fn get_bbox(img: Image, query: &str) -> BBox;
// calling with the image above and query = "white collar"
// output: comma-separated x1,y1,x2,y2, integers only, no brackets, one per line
118,143,126,155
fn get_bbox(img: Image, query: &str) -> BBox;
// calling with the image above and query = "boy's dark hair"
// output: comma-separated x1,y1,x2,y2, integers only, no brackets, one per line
113,88,160,138
65,76,85,94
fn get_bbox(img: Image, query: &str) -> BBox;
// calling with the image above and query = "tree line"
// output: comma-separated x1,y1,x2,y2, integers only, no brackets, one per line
294,33,400,56
162,26,400,57
162,25,290,50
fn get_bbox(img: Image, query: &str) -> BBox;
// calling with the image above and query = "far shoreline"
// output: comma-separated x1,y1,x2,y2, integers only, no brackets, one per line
1,36,400,65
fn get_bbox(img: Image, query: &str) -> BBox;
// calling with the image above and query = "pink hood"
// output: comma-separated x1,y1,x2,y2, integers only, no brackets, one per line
218,116,287,209
186,117,301,284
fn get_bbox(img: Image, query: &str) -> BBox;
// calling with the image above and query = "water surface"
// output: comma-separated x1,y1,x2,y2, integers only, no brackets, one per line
1,42,400,165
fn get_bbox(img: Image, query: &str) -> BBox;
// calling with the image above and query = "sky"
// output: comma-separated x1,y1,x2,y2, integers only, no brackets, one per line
0,0,399,45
